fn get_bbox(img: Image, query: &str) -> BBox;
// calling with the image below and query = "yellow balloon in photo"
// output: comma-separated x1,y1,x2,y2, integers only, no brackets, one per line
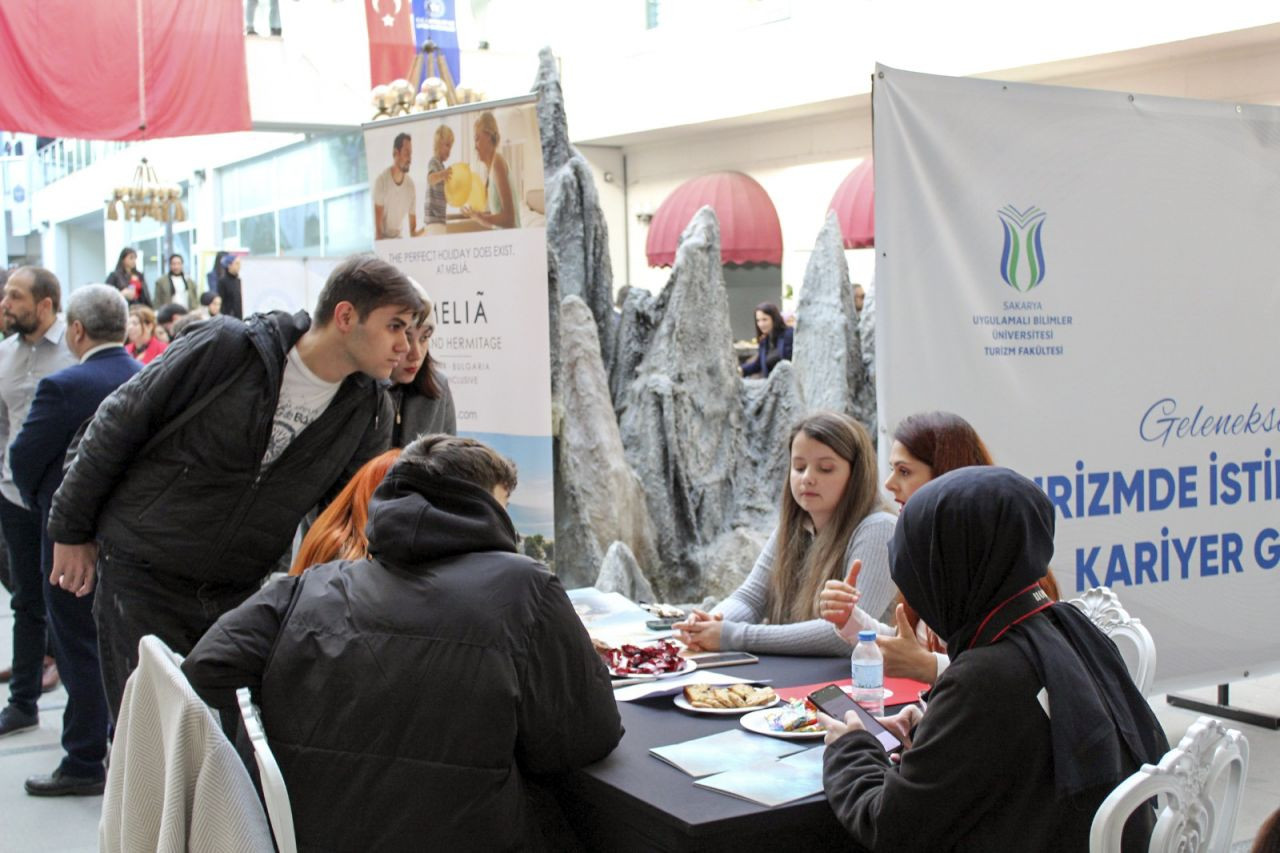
444,162,472,207
468,173,487,211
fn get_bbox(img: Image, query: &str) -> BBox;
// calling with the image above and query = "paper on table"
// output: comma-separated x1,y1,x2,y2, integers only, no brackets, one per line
693,757,825,808
650,729,808,778
613,670,757,702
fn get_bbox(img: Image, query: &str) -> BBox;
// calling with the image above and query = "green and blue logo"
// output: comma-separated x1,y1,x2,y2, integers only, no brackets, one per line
997,205,1047,292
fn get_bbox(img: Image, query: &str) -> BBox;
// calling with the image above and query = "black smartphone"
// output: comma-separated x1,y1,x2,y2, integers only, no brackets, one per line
807,684,902,753
684,651,758,667
645,618,680,630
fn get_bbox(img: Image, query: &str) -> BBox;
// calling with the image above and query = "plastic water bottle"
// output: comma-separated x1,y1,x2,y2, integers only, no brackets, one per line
851,630,884,715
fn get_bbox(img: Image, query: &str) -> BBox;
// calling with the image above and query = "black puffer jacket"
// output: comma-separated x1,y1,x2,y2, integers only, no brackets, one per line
183,465,623,852
48,311,391,588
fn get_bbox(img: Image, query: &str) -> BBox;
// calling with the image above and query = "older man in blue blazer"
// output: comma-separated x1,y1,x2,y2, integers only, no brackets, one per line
10,284,140,797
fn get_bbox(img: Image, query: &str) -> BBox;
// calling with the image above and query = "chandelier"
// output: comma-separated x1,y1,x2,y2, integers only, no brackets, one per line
370,41,484,120
105,157,186,222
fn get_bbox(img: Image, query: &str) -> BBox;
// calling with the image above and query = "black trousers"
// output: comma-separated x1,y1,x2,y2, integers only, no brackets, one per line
92,544,256,723
1,496,46,716
36,505,110,777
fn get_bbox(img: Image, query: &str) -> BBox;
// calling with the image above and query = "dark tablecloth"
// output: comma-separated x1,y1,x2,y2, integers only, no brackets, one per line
561,654,868,852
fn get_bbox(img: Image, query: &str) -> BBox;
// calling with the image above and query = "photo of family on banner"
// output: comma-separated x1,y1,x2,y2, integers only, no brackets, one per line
363,96,554,555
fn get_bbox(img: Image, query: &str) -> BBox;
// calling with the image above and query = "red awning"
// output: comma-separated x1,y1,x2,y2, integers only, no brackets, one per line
828,158,874,249
0,0,251,141
645,171,783,268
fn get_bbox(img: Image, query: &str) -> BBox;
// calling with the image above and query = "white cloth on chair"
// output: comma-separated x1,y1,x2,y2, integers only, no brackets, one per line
99,635,274,853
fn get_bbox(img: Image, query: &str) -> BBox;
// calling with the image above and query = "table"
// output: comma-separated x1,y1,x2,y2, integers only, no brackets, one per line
562,655,896,852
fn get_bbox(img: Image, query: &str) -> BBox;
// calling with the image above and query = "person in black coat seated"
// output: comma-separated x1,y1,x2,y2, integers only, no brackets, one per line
10,285,141,796
740,301,792,378
183,434,623,851
215,254,243,319
819,467,1167,852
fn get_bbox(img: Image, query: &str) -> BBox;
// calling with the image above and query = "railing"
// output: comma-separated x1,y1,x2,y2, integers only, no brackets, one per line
34,138,132,189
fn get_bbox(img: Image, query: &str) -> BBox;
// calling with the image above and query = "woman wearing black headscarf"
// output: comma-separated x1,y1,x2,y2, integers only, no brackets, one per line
820,467,1167,852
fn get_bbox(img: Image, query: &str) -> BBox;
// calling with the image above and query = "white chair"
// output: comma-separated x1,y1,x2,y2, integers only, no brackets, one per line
1068,586,1157,695
237,687,298,853
1090,715,1249,853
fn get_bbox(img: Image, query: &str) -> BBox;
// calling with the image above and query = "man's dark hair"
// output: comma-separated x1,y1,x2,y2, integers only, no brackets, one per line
168,253,183,265
393,132,411,153
156,303,189,326
313,254,424,327
398,435,517,494
17,265,61,313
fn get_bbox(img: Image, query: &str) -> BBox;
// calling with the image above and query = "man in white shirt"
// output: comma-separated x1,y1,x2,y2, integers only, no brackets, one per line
373,133,422,239
0,267,75,739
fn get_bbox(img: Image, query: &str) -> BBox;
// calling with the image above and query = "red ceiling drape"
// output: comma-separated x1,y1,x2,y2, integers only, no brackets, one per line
0,0,250,140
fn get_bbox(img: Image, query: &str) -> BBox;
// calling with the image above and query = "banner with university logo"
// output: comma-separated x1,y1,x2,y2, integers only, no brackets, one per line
873,65,1280,691
411,0,460,87
363,96,555,556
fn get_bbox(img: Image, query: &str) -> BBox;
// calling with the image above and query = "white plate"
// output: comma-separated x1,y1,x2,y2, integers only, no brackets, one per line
609,658,697,680
740,707,825,740
673,691,780,715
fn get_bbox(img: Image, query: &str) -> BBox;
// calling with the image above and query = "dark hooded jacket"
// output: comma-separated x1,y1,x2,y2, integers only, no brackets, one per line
182,464,623,852
48,311,391,588
823,467,1165,852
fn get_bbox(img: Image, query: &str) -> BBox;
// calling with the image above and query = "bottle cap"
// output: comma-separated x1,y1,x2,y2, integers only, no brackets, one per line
857,630,877,642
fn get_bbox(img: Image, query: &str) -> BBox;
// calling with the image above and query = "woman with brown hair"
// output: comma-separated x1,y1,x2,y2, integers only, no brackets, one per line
675,411,896,655
389,297,456,445
462,111,519,230
820,411,1060,682
289,449,401,574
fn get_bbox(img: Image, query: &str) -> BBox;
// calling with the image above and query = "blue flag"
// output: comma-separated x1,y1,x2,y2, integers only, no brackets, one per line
411,0,460,87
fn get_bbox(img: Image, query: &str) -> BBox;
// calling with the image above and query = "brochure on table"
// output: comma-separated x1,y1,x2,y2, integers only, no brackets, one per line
650,729,808,778
694,746,828,808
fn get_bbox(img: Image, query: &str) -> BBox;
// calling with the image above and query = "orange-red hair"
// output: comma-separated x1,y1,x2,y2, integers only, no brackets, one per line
289,449,401,575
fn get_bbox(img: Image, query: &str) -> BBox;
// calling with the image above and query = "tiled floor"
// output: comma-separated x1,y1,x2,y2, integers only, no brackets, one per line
1,599,1276,851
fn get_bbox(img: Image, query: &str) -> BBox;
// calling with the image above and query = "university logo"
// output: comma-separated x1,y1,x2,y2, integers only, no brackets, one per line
997,205,1047,292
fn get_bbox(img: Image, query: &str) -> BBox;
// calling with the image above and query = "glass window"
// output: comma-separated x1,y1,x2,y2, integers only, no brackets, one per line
222,220,239,245
324,189,373,256
221,156,276,216
136,238,161,285
239,212,277,255
278,201,321,256
275,145,323,201
321,132,367,192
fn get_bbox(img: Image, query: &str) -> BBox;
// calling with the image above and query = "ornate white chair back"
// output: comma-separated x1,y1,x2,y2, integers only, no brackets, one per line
1068,586,1157,695
237,687,298,853
1090,715,1249,853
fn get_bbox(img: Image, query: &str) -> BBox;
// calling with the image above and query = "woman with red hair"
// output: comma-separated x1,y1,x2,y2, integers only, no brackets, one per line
820,411,1060,682
290,449,401,575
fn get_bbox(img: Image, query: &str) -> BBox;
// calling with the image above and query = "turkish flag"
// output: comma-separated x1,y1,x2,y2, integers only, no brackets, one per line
365,0,417,87
0,0,250,140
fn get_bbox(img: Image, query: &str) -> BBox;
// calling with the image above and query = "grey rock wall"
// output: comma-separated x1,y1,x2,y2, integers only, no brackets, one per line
554,296,660,589
793,212,863,415
734,360,802,530
609,284,664,416
534,47,617,375
618,207,744,600
854,282,877,432
594,541,655,603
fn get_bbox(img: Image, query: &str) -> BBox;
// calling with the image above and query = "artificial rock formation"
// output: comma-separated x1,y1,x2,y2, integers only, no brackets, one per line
609,284,663,416
734,360,803,530
793,212,866,421
594,541,655,604
534,47,617,375
554,296,660,589
618,207,745,600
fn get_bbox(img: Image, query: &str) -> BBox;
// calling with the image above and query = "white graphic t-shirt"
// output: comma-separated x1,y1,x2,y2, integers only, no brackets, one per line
373,167,416,238
262,347,342,467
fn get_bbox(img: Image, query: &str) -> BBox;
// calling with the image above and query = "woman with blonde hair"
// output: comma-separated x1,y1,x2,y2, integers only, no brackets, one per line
676,411,895,655
290,449,401,574
463,111,519,230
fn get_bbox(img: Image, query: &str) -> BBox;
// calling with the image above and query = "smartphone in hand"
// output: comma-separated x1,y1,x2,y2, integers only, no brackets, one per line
808,684,903,753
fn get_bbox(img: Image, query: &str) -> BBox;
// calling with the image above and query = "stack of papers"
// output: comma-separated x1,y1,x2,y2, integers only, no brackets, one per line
694,746,828,807
613,671,759,702
650,729,807,777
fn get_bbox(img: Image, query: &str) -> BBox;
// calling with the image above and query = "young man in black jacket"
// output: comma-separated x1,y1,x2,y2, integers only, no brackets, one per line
47,253,424,720
183,435,623,851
